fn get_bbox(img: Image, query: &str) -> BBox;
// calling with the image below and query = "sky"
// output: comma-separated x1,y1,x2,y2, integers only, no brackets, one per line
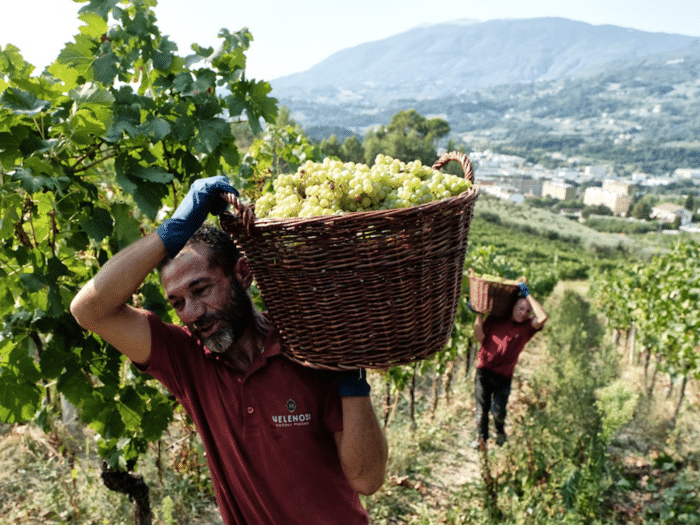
2,0,700,81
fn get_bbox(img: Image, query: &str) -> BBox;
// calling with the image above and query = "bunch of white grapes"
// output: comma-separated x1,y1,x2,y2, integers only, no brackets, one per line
254,154,471,218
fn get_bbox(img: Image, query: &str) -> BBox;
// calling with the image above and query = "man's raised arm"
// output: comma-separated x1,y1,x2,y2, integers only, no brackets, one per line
518,283,548,330
70,233,167,365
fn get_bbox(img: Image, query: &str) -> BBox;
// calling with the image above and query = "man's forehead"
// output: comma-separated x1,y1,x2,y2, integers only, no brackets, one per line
162,246,217,286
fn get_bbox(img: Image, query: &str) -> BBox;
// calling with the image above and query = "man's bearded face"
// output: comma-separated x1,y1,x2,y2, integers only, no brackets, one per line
190,278,253,353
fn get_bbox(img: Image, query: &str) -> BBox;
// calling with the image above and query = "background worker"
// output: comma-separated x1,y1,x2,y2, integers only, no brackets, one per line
472,282,548,448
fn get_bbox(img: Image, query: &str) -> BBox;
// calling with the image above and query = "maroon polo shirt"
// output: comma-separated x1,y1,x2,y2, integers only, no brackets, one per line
476,315,540,379
137,312,369,525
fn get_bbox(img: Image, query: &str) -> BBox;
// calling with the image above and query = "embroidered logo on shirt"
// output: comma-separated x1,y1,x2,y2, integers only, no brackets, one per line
271,399,311,427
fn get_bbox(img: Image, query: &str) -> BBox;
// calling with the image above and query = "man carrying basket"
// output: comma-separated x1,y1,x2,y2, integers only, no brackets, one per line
471,283,548,448
70,176,388,525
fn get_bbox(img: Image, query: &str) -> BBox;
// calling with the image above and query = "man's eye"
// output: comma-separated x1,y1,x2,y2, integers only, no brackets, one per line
193,285,212,297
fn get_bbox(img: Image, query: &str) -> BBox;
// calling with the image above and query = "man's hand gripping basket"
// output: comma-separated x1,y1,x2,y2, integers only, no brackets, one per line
219,152,480,370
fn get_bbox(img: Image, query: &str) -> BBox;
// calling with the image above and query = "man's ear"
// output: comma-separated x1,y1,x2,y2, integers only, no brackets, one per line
233,257,253,289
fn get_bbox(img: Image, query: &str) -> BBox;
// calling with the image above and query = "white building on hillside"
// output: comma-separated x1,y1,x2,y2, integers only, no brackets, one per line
542,180,576,201
480,183,525,204
583,165,614,179
674,168,700,180
583,185,632,216
602,179,631,195
651,203,693,225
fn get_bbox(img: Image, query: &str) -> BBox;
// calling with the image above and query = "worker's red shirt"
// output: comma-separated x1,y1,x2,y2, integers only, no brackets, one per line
136,312,369,525
476,315,540,379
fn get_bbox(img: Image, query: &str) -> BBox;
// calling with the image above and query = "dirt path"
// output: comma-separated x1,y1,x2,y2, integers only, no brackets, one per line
429,409,482,488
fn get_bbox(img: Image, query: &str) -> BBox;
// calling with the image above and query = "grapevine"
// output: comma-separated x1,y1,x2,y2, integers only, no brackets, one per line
591,241,700,414
254,154,472,218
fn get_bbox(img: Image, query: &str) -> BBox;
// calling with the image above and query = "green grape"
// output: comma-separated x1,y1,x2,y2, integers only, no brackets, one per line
254,154,472,218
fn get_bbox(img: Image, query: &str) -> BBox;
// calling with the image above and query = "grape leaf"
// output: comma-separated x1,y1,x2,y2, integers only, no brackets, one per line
93,51,119,85
0,371,42,423
0,87,50,116
111,202,143,248
193,118,229,154
57,366,94,406
79,207,114,241
139,117,172,141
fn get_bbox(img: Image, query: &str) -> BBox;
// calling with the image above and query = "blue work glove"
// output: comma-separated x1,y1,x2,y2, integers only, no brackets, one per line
157,176,238,258
337,369,371,397
518,282,530,298
467,300,478,313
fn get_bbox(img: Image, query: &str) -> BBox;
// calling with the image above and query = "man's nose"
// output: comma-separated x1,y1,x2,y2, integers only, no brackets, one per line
180,300,206,324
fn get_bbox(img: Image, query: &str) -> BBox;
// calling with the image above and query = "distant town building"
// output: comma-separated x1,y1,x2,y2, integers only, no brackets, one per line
583,165,614,179
480,183,525,204
582,179,632,216
641,176,674,187
651,203,693,226
542,180,576,201
583,186,632,216
469,150,526,169
631,172,649,183
554,169,580,181
477,171,544,197
680,224,700,233
674,168,700,180
602,179,631,195
505,176,543,197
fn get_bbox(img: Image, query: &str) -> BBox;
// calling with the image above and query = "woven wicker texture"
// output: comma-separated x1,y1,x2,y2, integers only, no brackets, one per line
219,151,480,370
467,269,521,317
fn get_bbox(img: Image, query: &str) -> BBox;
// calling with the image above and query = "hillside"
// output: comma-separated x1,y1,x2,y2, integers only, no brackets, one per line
270,18,697,105
267,17,700,172
275,39,700,174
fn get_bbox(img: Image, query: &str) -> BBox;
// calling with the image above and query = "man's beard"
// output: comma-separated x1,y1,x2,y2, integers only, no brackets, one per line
190,279,253,354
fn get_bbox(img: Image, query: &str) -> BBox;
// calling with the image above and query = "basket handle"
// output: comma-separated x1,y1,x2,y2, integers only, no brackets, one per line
222,192,256,231
432,151,475,183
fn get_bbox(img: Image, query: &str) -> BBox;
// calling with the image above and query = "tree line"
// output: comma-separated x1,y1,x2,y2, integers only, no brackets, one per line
314,108,452,167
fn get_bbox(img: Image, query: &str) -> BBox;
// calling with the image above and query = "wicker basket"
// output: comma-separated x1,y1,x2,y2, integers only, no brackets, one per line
467,269,522,317
219,151,480,370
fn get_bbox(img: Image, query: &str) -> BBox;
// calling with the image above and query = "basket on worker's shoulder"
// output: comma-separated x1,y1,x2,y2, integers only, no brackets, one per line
467,269,523,317
219,151,480,370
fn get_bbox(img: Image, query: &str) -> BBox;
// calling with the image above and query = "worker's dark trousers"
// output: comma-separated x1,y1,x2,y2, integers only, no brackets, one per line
474,368,512,440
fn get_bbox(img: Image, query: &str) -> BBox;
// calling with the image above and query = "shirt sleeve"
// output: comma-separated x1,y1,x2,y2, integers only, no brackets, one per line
132,311,198,400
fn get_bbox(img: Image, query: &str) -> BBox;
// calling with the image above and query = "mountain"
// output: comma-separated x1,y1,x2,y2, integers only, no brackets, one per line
270,18,698,105
265,19,700,175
